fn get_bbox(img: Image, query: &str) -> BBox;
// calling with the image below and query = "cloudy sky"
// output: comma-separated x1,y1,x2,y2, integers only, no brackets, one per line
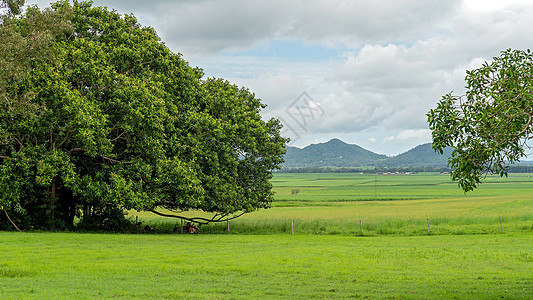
26,0,533,156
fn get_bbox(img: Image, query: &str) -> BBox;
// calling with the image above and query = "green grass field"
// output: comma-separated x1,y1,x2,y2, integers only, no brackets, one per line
137,172,533,236
1,172,532,298
272,172,533,202
1,232,531,299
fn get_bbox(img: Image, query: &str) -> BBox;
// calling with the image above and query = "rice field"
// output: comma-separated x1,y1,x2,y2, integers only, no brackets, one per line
136,172,533,236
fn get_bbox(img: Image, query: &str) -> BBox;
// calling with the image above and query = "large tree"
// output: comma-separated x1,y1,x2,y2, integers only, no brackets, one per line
0,1,287,230
0,0,24,20
427,49,533,192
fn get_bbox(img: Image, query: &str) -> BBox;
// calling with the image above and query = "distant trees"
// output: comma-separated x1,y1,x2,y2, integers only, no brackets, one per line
0,1,286,230
278,166,450,174
428,49,533,192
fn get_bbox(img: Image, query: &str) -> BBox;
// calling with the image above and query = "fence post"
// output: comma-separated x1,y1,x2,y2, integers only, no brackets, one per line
227,219,230,232
291,219,294,235
360,219,363,235
500,216,503,233
181,219,183,234
427,218,431,234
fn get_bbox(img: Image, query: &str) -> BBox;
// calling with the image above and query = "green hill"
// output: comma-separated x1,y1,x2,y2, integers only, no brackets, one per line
283,139,451,169
284,138,387,168
376,143,453,168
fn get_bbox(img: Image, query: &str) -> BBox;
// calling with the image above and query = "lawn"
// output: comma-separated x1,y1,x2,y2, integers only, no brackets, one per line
1,232,531,299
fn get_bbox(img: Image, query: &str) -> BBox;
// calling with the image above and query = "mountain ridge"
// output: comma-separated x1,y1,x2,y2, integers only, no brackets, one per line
283,138,452,169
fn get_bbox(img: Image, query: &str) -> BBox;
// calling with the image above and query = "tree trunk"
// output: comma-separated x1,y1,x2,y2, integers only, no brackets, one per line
49,181,56,218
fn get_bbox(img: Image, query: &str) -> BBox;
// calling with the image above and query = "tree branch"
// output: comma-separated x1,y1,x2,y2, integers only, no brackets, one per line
148,209,246,225
14,135,23,148
50,129,54,149
100,155,132,164
57,129,72,148
110,131,126,142
68,147,86,155
1,206,22,232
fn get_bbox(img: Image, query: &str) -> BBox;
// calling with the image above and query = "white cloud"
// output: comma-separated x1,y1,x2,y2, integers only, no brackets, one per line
28,0,459,57
462,0,532,12
313,91,392,132
384,129,432,144
23,0,533,155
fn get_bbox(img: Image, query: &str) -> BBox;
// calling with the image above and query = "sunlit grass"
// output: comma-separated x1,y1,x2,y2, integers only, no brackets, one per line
136,195,532,235
0,232,531,299
127,173,533,235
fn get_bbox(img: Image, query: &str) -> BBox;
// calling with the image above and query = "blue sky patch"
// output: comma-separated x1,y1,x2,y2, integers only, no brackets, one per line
222,40,347,61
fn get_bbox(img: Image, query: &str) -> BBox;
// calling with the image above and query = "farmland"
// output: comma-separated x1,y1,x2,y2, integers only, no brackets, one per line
1,172,532,298
141,172,533,236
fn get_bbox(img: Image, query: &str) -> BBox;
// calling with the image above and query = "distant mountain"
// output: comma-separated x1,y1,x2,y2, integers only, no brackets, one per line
376,143,453,168
282,139,451,169
283,138,387,168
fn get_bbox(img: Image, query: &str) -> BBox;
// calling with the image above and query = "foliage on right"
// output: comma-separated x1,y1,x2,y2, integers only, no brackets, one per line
427,49,533,192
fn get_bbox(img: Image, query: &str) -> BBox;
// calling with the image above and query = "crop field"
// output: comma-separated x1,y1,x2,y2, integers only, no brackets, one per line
138,172,533,236
1,172,532,298
272,172,533,202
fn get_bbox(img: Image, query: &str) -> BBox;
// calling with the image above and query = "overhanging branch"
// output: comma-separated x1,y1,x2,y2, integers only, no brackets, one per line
148,209,246,225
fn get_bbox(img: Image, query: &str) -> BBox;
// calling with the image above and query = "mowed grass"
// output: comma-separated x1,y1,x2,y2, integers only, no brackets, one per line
0,232,531,299
136,173,533,235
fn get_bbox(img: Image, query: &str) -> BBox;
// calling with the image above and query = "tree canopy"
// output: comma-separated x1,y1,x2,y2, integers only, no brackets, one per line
0,1,287,230
0,0,24,20
427,49,533,192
